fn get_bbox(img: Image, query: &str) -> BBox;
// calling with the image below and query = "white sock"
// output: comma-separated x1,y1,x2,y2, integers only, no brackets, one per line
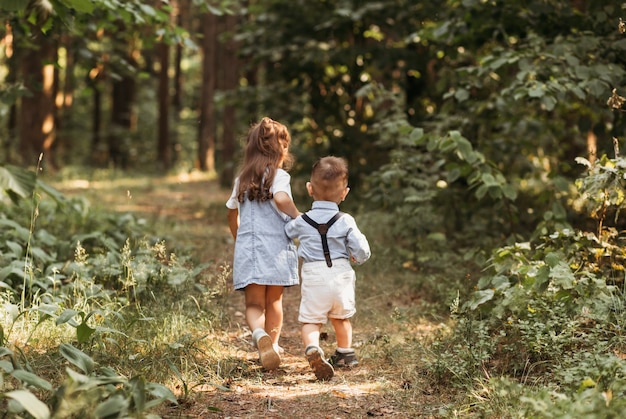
336,347,353,353
252,328,267,342
305,345,320,356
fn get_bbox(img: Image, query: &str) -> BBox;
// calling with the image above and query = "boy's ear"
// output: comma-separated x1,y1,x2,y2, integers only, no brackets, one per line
341,187,350,201
306,181,314,197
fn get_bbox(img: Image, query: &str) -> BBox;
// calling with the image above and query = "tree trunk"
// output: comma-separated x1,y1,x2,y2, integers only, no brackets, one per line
4,21,18,163
109,73,135,169
55,34,77,163
84,59,105,166
172,0,189,112
198,12,217,173
220,13,239,187
157,39,171,170
109,36,137,169
19,30,57,169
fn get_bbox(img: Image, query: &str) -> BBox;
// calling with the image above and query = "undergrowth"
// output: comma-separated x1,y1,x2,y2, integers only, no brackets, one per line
0,169,229,418
4,144,626,418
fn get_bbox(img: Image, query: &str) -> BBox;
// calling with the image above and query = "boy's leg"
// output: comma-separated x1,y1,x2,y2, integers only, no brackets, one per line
329,318,358,367
302,323,334,380
330,318,352,349
302,322,322,348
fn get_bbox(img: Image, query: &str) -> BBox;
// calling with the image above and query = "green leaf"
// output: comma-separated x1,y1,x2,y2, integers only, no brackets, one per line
4,390,50,419
544,252,561,268
36,180,69,206
59,343,94,374
0,261,26,282
56,309,79,326
76,321,96,345
447,167,461,183
37,303,60,319
145,382,178,406
534,265,550,292
481,173,498,186
454,137,474,162
490,275,511,291
501,184,517,200
130,376,146,412
0,0,25,12
0,165,36,204
29,246,54,263
59,0,95,13
94,395,128,418
550,262,575,290
587,79,607,97
4,240,23,256
488,57,508,70
475,184,488,199
541,95,557,111
528,86,544,98
426,232,446,242
0,219,30,240
454,88,470,102
4,303,20,322
409,127,424,143
0,359,14,373
11,370,52,391
469,289,495,310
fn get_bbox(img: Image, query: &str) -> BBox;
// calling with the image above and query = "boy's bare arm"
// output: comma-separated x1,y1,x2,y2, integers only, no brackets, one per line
273,191,301,218
227,208,239,240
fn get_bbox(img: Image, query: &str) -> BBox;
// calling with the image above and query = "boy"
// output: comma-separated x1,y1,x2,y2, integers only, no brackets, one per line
285,156,371,380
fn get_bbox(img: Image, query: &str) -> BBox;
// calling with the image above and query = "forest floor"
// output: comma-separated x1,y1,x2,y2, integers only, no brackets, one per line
61,171,459,419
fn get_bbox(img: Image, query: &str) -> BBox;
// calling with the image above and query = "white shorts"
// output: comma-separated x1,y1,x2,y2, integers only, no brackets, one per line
298,259,356,324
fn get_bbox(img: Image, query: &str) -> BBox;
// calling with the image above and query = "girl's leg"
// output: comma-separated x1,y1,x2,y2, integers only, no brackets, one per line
244,284,267,332
264,285,284,345
245,284,280,370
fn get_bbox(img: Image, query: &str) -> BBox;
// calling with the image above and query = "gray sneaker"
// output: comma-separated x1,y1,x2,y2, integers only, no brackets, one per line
329,349,358,368
305,346,334,381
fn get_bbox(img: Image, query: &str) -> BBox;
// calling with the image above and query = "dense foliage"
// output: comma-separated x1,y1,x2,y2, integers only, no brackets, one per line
0,166,214,416
3,0,626,416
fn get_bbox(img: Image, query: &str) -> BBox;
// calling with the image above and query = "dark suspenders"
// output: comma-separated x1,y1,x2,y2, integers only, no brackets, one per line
301,212,344,267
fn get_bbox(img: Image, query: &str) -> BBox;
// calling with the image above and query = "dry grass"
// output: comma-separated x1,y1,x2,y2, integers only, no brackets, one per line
51,170,462,418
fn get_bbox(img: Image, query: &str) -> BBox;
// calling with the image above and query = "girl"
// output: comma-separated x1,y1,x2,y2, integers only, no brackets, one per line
226,117,300,370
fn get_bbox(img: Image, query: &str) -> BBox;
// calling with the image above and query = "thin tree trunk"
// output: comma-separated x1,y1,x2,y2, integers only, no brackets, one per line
157,40,171,169
109,31,137,169
172,0,189,112
19,30,57,168
55,34,77,163
90,73,103,164
4,21,17,163
220,13,239,187
198,12,217,173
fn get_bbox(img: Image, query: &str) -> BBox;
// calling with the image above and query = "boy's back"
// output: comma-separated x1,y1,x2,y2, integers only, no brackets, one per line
285,200,370,265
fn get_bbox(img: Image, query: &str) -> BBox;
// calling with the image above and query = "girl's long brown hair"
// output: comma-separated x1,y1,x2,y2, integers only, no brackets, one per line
236,117,294,202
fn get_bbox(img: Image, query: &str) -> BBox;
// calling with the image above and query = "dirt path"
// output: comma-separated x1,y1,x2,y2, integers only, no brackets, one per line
63,173,443,418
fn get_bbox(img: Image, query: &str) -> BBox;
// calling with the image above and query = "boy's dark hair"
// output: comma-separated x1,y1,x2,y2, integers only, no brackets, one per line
310,156,348,201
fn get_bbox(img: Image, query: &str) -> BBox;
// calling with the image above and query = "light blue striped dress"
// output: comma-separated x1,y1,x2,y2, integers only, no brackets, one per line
226,169,299,290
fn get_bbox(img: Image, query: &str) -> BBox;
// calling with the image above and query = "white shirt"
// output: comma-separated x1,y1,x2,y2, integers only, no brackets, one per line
226,168,293,221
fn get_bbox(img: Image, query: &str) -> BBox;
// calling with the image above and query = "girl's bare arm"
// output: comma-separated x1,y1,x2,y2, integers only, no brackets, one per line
273,191,300,219
227,208,239,240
